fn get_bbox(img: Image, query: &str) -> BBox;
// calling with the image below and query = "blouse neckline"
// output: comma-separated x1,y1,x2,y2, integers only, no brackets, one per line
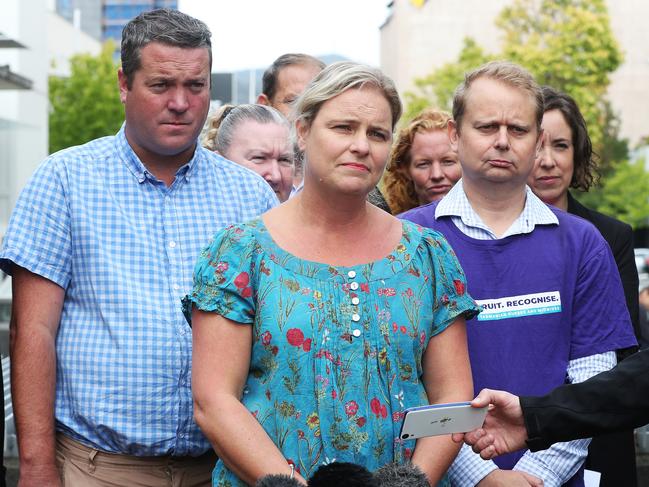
246,217,424,282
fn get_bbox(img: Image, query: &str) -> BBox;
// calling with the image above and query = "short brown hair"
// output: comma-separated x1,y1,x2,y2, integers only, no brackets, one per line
452,61,543,133
384,109,453,214
262,53,325,101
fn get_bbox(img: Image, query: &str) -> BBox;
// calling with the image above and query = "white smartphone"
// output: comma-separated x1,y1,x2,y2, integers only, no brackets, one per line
399,401,488,440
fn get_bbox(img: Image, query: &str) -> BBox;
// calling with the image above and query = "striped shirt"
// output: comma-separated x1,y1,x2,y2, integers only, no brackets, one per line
0,126,278,455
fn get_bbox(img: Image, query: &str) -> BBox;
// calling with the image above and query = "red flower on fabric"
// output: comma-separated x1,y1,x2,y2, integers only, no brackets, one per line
378,287,396,297
404,448,412,459
404,288,414,298
241,287,252,298
453,279,465,296
345,400,359,417
400,325,407,334
234,272,250,289
360,283,370,293
392,323,398,332
271,346,279,356
287,328,305,347
370,398,382,416
331,389,337,399
356,417,366,427
261,331,272,346
302,338,312,352
380,405,388,418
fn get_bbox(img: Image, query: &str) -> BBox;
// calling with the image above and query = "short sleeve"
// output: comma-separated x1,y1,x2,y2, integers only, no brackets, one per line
183,223,257,325
0,158,72,288
570,238,637,359
422,229,481,336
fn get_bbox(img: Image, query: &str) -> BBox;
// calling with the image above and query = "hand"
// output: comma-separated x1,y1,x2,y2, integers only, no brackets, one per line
18,463,62,487
477,469,543,487
640,287,649,310
451,389,527,459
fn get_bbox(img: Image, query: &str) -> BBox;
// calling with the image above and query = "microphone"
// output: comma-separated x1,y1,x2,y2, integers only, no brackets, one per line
255,474,302,487
309,461,377,487
373,462,429,487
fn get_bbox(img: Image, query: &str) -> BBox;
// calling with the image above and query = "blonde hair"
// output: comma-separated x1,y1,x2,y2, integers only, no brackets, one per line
202,104,289,155
292,61,402,132
384,108,453,214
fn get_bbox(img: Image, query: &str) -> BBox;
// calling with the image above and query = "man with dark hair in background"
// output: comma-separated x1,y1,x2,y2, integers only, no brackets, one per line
1,9,276,486
257,53,325,118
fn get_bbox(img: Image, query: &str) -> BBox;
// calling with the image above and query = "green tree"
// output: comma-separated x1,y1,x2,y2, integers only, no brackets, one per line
594,158,649,229
402,38,491,122
497,0,623,155
406,0,622,154
49,41,124,154
403,0,649,225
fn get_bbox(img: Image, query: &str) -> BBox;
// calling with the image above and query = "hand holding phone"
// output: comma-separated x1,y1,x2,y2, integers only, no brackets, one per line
399,401,488,440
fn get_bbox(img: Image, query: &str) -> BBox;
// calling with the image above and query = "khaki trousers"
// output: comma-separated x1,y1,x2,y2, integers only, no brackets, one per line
55,434,216,487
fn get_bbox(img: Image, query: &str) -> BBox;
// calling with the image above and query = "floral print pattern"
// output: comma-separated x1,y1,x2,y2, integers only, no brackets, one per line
185,218,479,486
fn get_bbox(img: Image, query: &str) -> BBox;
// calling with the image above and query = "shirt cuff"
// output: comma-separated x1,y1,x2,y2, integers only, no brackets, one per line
448,443,498,485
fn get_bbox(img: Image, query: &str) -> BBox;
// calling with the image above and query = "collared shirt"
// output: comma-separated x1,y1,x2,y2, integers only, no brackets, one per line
438,181,616,486
435,180,559,239
0,126,278,456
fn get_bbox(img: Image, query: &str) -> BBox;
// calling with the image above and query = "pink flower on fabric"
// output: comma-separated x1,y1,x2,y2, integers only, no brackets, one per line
453,279,465,296
287,328,305,347
345,400,359,417
261,331,272,346
233,272,249,289
370,398,382,416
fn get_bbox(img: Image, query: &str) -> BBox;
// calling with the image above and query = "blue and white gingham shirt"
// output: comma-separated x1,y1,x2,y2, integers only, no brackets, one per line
438,181,616,487
0,126,278,456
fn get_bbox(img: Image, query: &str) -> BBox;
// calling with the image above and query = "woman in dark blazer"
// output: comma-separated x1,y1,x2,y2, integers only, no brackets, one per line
528,86,640,487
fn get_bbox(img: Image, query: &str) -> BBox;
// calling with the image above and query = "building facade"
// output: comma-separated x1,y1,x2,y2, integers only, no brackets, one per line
56,0,177,46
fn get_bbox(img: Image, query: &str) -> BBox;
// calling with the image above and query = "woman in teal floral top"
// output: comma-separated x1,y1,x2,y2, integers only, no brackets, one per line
187,62,479,486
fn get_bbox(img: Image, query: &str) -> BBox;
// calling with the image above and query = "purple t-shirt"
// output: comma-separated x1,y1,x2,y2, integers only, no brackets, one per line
401,202,637,480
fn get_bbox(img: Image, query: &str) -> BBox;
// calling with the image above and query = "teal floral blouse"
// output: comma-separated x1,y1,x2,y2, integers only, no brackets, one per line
186,218,479,487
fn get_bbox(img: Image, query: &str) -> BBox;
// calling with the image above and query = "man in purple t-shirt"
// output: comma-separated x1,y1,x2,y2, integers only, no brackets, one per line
401,61,637,487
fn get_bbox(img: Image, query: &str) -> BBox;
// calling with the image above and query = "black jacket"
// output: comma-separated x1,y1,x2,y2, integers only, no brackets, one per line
522,346,649,451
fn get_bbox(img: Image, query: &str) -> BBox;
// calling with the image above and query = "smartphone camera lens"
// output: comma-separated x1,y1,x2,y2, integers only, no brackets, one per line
401,433,410,439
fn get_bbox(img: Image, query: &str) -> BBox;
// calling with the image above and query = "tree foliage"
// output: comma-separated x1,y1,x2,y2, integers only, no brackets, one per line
402,38,491,122
593,158,649,229
49,41,124,154
497,0,622,154
403,0,649,227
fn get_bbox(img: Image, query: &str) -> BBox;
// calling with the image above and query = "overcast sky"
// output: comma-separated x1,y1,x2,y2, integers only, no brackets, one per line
178,0,391,72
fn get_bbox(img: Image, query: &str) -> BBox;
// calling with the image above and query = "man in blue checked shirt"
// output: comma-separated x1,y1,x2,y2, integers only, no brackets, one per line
0,9,277,487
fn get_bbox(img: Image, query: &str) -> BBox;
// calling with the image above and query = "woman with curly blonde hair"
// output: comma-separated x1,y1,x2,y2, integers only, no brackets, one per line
384,109,461,214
